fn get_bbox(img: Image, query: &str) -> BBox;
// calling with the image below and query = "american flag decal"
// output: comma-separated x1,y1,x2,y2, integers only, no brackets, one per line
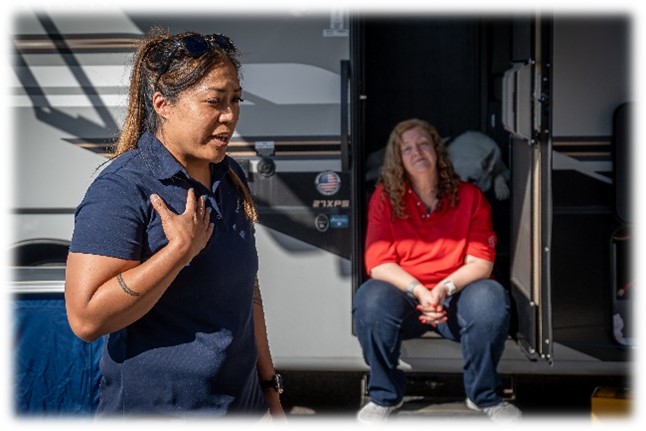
315,171,341,196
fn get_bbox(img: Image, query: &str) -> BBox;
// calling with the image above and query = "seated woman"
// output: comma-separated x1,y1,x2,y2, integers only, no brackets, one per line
353,118,521,423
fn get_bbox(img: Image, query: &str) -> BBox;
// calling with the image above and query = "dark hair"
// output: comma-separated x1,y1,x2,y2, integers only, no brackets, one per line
378,118,460,218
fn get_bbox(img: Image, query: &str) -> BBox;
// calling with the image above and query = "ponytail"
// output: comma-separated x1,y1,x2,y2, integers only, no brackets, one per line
227,167,258,224
113,28,169,157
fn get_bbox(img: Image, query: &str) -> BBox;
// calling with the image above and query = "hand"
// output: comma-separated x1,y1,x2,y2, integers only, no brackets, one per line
150,189,214,264
415,284,448,327
264,391,286,419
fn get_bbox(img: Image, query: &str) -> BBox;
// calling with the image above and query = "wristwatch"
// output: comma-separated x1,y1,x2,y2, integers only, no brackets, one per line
260,373,284,394
442,279,457,296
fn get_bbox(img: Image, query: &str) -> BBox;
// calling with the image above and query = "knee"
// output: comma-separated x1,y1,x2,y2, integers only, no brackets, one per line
467,279,508,307
353,279,399,324
461,280,510,328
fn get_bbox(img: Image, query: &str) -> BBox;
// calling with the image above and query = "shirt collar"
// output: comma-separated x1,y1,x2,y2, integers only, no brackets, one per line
139,131,230,183
404,183,447,217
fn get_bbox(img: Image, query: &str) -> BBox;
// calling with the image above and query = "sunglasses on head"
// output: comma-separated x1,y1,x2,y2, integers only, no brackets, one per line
156,33,236,82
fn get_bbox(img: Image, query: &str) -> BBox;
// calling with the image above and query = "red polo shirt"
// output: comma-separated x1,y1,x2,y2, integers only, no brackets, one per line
365,182,496,287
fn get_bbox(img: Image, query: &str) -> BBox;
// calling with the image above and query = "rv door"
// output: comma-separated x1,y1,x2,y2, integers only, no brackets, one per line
502,16,554,363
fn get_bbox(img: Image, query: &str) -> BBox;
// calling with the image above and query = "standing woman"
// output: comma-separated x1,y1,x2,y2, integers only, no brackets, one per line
65,28,284,417
353,119,521,423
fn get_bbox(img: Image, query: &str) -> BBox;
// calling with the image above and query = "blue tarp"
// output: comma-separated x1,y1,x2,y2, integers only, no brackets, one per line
13,295,103,415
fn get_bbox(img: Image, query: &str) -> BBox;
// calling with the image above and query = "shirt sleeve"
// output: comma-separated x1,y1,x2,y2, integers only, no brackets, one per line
465,185,497,262
69,173,148,260
364,186,399,274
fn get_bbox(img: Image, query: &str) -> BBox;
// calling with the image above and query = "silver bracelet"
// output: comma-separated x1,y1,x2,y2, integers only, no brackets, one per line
406,280,421,298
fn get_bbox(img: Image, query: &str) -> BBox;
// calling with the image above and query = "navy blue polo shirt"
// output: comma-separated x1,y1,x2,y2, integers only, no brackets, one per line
70,131,267,416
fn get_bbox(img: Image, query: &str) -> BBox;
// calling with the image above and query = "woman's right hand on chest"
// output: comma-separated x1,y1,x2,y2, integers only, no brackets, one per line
150,188,215,265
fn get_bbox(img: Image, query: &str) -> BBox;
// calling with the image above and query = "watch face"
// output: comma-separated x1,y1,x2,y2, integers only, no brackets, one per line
445,280,456,295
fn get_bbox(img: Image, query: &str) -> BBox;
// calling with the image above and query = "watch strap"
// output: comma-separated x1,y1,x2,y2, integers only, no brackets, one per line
260,373,283,393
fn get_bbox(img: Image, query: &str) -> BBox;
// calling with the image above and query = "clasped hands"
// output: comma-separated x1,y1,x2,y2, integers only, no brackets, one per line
414,285,448,327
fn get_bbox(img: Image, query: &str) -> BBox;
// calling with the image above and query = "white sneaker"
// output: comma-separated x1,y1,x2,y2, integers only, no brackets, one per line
466,398,522,422
357,400,404,423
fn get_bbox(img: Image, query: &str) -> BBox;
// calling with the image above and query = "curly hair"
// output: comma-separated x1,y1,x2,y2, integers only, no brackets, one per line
378,118,460,219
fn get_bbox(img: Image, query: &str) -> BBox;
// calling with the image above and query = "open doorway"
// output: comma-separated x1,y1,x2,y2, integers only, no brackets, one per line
355,15,514,294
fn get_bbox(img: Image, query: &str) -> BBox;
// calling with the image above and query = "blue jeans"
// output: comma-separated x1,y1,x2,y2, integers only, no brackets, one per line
352,278,510,408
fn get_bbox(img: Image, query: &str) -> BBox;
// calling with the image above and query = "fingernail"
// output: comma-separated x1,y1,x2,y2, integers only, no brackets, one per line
150,194,159,202
201,194,208,201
